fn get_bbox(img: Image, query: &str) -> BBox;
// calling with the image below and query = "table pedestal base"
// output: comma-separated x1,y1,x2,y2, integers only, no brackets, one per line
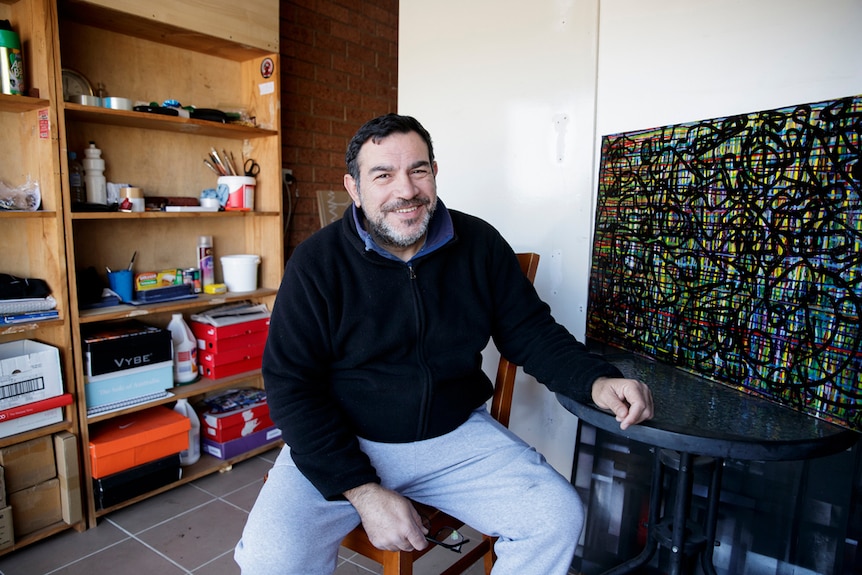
601,449,723,575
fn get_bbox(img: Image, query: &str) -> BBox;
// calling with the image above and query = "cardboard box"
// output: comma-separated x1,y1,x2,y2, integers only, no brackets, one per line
201,400,273,443
0,505,13,551
93,453,182,510
54,432,83,525
0,340,63,411
190,317,269,355
0,408,65,440
9,478,62,537
84,361,173,411
82,322,172,377
89,407,189,478
0,435,56,493
82,322,174,411
0,466,5,508
202,426,282,460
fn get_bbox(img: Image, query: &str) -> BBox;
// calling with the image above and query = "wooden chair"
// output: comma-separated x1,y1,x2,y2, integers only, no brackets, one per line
340,252,541,575
316,189,353,226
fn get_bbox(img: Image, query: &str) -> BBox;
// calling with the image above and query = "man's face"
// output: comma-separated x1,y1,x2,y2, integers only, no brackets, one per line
344,131,438,259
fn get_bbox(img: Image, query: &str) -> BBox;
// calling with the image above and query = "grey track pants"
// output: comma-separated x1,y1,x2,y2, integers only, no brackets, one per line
235,407,584,575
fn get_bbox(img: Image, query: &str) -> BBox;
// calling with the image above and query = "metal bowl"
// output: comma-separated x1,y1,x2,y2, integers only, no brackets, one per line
69,94,101,107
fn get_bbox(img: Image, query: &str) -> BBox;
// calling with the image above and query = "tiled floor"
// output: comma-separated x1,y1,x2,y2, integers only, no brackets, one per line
0,447,492,575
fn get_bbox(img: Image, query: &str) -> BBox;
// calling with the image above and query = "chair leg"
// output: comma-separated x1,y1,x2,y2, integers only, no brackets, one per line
381,550,413,575
483,535,497,574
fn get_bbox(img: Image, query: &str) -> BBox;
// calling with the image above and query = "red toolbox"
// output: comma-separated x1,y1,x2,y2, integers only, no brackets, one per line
198,388,274,444
191,317,269,379
198,355,262,379
201,399,273,443
190,317,269,355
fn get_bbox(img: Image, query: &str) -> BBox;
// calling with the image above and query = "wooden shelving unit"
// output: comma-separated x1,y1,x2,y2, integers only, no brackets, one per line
0,0,86,555
53,0,282,527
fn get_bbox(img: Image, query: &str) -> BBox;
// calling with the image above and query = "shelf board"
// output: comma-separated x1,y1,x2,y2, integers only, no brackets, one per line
70,210,280,220
60,0,275,60
64,103,277,139
86,369,264,424
0,210,59,218
1,318,65,337
0,420,75,449
92,440,283,519
0,93,51,113
77,288,276,323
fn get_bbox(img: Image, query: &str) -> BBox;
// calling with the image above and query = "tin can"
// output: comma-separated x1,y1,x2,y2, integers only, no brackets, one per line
183,267,202,294
0,23,24,96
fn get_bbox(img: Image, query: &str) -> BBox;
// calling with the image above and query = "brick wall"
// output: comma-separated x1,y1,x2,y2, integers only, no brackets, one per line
280,0,399,257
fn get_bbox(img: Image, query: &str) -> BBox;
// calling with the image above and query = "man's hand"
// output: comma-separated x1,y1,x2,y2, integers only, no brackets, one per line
343,483,428,552
591,377,654,430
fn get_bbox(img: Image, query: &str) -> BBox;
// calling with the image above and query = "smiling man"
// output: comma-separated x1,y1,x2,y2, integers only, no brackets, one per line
344,129,438,258
235,114,653,575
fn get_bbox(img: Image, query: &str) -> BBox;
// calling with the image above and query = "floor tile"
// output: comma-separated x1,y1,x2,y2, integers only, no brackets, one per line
134,499,248,572
105,482,216,534
191,456,272,498
26,537,184,575
220,480,263,513
334,558,380,574
0,521,128,575
191,548,240,575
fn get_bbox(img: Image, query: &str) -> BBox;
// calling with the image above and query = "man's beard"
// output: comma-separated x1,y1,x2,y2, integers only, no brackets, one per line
364,196,436,248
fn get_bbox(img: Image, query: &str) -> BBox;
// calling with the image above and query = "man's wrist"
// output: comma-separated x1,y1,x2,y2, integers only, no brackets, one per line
344,482,381,504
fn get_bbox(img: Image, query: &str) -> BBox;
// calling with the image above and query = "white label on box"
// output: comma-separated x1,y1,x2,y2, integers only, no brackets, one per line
0,340,63,411
0,409,64,439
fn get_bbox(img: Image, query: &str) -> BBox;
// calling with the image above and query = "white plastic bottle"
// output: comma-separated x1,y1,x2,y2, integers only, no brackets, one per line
168,313,199,384
82,141,107,204
173,398,201,466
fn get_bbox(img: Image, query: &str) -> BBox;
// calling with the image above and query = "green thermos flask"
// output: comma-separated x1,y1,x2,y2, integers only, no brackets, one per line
0,20,24,96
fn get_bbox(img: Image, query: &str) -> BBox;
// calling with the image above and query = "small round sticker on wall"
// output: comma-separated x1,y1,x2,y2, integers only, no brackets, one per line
260,58,274,79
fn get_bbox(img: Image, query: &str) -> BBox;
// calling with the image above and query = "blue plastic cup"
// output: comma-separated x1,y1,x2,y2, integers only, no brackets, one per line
108,270,134,302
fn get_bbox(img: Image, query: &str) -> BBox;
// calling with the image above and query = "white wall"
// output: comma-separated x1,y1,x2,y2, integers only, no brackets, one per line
398,0,862,478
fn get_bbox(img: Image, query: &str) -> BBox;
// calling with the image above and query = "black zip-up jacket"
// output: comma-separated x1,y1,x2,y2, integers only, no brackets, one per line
262,206,623,500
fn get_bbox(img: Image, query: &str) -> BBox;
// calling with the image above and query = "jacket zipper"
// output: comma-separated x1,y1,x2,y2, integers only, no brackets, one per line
408,261,434,438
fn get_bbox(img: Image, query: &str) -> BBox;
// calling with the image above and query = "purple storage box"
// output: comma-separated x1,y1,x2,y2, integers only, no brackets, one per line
201,425,282,460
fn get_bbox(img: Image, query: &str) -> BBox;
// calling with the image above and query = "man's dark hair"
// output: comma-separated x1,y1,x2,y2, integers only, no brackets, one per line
345,114,435,183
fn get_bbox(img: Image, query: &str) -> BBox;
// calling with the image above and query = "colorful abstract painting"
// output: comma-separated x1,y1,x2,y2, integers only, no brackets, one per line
587,94,862,431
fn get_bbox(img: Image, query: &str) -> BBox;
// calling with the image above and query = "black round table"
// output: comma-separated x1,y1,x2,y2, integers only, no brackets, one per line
556,346,859,575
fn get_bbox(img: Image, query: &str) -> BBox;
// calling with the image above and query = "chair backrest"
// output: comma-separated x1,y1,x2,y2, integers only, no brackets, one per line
489,252,540,428
317,190,353,227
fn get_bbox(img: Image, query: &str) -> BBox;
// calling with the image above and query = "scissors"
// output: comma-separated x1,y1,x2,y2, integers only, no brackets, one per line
244,158,261,177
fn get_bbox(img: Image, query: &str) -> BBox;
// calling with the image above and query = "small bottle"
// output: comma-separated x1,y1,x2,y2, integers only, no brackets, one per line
198,235,214,288
173,398,201,466
82,141,107,204
68,152,85,204
168,313,199,384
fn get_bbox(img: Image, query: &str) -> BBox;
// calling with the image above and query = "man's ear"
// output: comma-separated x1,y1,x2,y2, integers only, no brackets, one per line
343,174,361,207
